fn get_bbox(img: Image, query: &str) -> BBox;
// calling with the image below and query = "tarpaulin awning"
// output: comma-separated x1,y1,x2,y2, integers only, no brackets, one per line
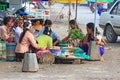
87,0,114,2
56,0,85,3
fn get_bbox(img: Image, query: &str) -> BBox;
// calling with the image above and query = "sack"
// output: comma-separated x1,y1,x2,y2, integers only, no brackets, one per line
36,49,50,56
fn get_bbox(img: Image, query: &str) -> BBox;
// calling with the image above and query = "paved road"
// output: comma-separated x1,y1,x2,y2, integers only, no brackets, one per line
0,4,120,80
0,43,120,80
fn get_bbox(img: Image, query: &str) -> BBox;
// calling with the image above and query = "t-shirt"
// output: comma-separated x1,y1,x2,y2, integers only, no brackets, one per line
0,25,9,40
96,34,102,42
15,26,23,43
38,27,61,41
36,35,53,50
103,3,108,9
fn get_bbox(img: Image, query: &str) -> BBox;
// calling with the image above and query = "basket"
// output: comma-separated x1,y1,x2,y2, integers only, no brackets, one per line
39,52,55,64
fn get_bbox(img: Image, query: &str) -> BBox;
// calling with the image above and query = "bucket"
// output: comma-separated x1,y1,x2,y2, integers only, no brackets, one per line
22,53,39,72
0,41,6,60
6,42,16,61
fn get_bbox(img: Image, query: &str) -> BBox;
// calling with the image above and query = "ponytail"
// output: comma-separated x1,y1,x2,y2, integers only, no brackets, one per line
19,28,29,43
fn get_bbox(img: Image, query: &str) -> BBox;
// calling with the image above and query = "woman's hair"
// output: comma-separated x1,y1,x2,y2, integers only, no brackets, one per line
3,16,13,25
86,22,95,32
39,19,44,24
44,19,52,26
31,19,44,26
19,21,30,43
30,19,36,26
69,19,77,25
23,21,30,29
43,27,52,36
96,28,100,34
69,19,79,29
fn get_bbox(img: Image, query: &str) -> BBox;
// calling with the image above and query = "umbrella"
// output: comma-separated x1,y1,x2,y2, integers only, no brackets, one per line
57,0,85,3
87,0,114,2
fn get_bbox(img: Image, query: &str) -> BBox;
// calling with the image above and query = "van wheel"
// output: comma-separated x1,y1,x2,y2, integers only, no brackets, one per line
105,25,118,43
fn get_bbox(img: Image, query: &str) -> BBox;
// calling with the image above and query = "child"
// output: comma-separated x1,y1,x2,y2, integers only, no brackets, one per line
96,30,106,61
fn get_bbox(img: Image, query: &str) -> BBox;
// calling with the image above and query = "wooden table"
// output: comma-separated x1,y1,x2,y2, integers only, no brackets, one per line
55,56,85,64
52,46,85,64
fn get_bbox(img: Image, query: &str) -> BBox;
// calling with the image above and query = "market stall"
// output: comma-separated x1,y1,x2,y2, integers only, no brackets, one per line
47,42,90,64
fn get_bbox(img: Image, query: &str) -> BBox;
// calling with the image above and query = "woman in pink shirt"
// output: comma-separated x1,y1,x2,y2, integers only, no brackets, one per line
0,16,13,41
15,21,41,61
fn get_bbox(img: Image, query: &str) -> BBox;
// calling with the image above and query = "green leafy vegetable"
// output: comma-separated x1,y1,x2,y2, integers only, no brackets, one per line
70,29,85,40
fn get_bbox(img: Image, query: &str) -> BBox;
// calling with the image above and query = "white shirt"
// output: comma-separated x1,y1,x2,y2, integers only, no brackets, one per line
96,34,102,42
103,3,108,9
15,26,23,43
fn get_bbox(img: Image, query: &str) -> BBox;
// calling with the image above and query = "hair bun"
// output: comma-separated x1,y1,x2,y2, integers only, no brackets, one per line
23,21,31,29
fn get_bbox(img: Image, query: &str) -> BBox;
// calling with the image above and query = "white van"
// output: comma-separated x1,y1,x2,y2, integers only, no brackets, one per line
99,0,120,42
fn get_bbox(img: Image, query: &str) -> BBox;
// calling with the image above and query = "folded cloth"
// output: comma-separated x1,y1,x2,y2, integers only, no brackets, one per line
36,49,50,56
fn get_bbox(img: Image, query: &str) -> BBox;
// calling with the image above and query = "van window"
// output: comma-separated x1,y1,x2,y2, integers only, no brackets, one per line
116,3,120,15
110,2,120,15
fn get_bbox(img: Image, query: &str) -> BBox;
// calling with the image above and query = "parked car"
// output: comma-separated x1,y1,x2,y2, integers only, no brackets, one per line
99,0,120,43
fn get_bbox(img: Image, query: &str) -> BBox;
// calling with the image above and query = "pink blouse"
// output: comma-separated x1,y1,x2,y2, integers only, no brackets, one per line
0,25,10,40
15,31,40,53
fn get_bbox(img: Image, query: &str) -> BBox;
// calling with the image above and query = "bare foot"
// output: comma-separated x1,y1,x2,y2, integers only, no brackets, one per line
100,57,104,62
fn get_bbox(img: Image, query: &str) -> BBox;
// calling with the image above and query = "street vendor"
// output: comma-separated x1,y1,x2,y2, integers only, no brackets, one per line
30,19,44,38
34,19,44,32
0,16,13,42
36,27,53,56
36,27,53,50
81,22,95,54
15,21,41,61
38,19,61,46
62,19,84,47
81,23,106,60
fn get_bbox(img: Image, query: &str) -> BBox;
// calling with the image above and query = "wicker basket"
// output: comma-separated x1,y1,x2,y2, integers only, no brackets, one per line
38,52,55,64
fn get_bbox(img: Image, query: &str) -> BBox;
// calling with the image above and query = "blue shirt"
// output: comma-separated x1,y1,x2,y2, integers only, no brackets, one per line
38,27,61,41
19,12,28,16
